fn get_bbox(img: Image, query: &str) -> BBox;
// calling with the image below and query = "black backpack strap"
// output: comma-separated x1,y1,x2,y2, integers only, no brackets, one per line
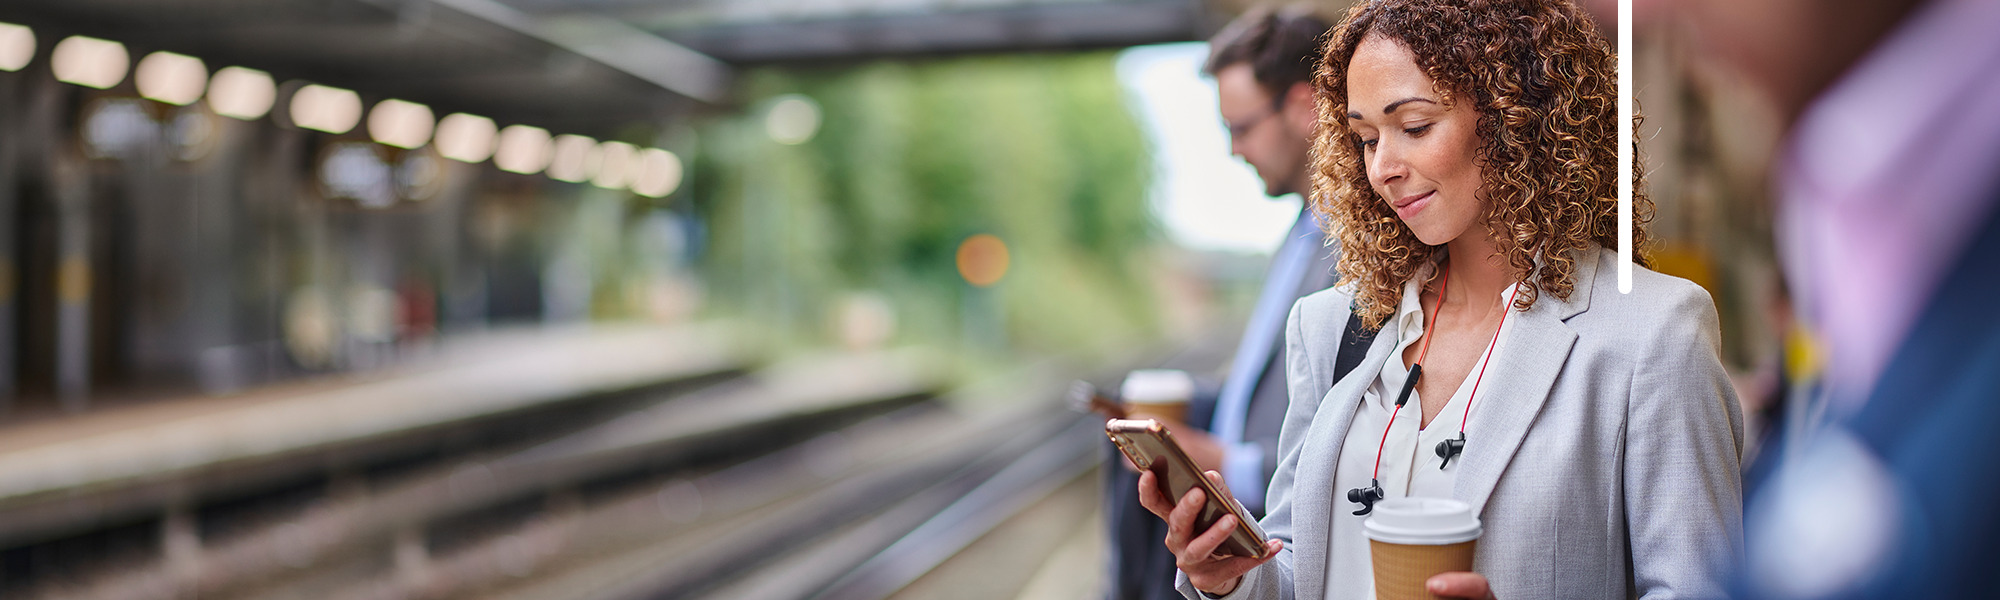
1331,311,1377,385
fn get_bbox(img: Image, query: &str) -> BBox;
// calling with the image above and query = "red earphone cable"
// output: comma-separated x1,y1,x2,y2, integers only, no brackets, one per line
1457,282,1522,435
1371,264,1451,481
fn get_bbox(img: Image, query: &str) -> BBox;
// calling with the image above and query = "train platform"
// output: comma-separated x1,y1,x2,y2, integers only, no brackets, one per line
0,323,754,547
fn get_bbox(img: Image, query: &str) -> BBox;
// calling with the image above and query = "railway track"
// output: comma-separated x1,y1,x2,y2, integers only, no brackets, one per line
0,326,1118,600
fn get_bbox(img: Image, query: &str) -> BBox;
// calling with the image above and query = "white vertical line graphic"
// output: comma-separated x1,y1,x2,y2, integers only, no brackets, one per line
1618,0,1634,293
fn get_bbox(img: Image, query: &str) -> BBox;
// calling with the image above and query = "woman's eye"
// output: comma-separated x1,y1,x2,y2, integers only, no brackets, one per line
1403,124,1432,137
1358,138,1378,151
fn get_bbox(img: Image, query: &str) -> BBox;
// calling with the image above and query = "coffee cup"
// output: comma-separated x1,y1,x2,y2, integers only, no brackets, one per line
1363,497,1482,600
1120,369,1194,425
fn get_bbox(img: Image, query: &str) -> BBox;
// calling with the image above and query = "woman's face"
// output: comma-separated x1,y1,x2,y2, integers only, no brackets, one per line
1344,33,1487,246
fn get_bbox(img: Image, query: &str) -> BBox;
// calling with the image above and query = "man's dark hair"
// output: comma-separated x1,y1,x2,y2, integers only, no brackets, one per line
1203,5,1335,97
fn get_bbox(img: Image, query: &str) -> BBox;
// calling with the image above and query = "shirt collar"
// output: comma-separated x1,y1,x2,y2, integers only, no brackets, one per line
1395,253,1527,347
1778,0,2000,405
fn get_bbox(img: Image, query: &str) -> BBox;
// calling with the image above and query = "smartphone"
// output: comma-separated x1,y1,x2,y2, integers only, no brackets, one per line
1105,418,1270,559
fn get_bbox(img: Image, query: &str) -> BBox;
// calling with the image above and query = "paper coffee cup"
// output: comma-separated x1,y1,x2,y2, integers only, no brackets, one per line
1121,369,1194,424
1364,497,1482,600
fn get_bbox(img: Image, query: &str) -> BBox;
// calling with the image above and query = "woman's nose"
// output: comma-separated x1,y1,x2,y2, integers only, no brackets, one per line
1369,140,1407,187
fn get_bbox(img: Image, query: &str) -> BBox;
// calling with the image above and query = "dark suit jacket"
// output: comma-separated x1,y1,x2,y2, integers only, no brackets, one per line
1741,191,2000,599
1104,213,1339,600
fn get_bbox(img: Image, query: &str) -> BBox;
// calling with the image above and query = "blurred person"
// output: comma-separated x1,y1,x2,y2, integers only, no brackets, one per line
1663,0,2000,597
1139,0,1744,597
1102,6,1341,600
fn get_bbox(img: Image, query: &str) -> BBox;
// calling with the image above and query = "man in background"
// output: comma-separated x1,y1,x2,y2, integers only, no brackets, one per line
1664,0,2000,597
1102,6,1338,599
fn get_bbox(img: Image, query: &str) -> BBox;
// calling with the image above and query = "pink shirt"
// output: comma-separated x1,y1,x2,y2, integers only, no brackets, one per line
1777,0,2000,410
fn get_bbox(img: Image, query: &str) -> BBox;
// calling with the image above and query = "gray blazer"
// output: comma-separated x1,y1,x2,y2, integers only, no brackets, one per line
1180,246,1745,599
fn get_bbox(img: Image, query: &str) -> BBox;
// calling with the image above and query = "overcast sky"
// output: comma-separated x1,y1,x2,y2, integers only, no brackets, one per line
1117,42,1303,255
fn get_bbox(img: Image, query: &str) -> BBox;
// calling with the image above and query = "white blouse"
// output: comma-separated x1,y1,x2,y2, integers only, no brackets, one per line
1321,263,1522,598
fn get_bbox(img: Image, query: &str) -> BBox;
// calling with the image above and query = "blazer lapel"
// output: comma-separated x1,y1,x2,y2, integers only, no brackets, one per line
1296,311,1402,600
1451,248,1598,515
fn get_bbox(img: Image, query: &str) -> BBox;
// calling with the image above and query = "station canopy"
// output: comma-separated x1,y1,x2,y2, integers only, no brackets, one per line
0,0,1218,134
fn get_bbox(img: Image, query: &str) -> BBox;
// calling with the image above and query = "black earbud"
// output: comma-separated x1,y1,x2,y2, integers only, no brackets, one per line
1346,479,1385,515
1435,432,1466,469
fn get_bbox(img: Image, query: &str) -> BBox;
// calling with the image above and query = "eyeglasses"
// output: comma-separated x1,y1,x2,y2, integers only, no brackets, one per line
1224,96,1288,141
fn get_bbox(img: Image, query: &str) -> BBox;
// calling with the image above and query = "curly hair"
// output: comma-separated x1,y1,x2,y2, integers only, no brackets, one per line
1310,0,1654,328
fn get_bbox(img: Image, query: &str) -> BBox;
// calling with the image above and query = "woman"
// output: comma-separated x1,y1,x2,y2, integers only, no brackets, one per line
1137,0,1744,598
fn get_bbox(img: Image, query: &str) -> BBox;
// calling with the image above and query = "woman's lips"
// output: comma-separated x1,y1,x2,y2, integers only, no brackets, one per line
1393,191,1435,220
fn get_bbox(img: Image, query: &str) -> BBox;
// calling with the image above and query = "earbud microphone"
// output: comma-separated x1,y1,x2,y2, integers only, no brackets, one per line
1435,432,1466,469
1346,270,1520,518
1347,479,1385,515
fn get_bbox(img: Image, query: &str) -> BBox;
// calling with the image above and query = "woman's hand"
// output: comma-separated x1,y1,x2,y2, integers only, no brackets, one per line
1426,572,1498,600
1137,469,1284,596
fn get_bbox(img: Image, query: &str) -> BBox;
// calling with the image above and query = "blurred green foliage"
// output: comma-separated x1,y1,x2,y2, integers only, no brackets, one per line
689,51,1161,359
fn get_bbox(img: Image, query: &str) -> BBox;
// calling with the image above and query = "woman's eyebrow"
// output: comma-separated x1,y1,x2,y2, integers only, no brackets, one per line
1382,97,1436,114
1347,97,1438,121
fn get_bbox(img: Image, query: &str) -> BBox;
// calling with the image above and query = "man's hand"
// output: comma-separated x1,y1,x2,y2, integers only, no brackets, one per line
1426,571,1498,600
1137,469,1283,596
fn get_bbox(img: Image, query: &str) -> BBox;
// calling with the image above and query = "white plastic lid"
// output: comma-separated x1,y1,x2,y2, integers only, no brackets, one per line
1121,369,1194,405
1363,497,1482,545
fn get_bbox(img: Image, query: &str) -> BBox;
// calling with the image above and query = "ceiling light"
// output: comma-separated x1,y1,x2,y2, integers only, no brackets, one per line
591,141,637,189
494,125,552,174
366,99,434,149
0,22,34,72
135,51,207,106
289,84,362,134
434,113,496,163
547,134,599,183
631,148,683,198
207,66,275,120
51,35,128,89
